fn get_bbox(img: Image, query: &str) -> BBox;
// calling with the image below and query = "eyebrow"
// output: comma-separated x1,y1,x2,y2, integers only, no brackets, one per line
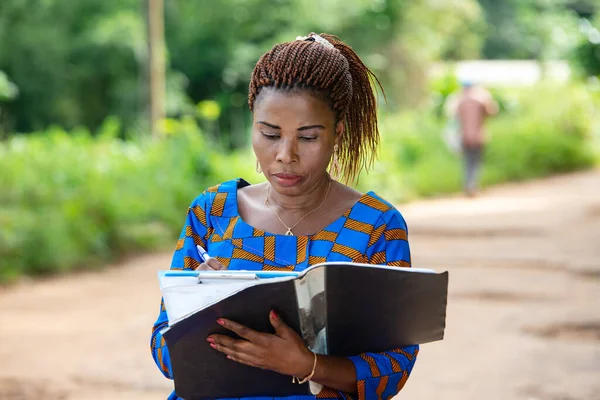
257,121,325,131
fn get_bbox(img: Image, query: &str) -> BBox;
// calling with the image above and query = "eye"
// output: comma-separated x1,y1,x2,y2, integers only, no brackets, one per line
299,136,318,141
261,132,280,140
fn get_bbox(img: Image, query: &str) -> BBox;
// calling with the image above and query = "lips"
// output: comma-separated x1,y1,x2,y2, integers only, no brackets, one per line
273,173,303,187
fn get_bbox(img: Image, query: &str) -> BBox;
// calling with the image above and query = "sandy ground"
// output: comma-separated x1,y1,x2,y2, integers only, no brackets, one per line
1,170,599,400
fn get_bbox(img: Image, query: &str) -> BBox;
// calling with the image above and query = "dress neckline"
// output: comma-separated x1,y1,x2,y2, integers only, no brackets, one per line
232,179,375,238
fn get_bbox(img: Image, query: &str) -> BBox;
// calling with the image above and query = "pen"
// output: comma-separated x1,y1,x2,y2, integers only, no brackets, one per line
196,245,210,262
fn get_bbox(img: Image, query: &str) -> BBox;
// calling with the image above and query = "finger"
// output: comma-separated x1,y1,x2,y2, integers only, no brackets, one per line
208,334,244,350
269,310,291,338
226,354,264,369
209,340,264,368
217,318,264,343
195,262,218,271
205,257,226,270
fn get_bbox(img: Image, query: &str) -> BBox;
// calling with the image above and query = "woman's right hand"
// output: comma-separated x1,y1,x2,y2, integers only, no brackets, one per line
196,257,227,271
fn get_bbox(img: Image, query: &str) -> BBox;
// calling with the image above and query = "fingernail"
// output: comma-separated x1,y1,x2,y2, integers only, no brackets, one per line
206,337,215,343
217,318,225,325
210,343,217,349
270,310,278,319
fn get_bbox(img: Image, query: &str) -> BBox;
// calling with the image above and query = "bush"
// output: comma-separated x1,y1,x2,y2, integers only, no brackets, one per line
0,118,245,282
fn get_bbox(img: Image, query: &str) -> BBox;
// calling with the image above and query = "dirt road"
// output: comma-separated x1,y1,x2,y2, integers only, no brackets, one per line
1,171,599,400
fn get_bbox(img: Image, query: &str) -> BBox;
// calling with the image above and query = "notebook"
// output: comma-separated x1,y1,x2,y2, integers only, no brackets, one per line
158,262,448,399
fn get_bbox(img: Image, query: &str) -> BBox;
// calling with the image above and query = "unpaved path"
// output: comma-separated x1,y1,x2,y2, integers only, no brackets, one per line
1,171,599,400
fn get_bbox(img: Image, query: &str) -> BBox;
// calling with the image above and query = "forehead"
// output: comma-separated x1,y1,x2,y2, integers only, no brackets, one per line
253,89,334,123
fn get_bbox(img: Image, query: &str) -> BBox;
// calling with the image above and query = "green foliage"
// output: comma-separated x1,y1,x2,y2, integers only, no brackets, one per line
0,0,148,133
0,70,18,101
0,0,488,143
478,0,595,60
571,16,600,78
2,0,596,144
0,121,236,282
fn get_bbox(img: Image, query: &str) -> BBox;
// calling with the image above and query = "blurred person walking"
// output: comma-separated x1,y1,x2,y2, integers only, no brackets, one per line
446,80,499,197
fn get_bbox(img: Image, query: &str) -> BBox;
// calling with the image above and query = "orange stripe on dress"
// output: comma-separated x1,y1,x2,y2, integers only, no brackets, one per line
359,354,381,377
185,226,204,245
391,348,416,361
344,218,373,234
264,236,275,262
357,380,366,400
384,228,407,241
211,192,228,216
312,230,338,242
296,236,308,264
222,216,238,240
396,371,409,392
262,264,295,271
370,251,386,264
252,228,265,237
175,238,185,251
232,248,264,263
316,387,341,398
158,337,170,375
359,196,392,213
191,205,207,225
183,256,200,270
383,353,403,373
387,260,411,268
332,243,367,263
368,224,386,247
309,256,327,265
376,376,389,400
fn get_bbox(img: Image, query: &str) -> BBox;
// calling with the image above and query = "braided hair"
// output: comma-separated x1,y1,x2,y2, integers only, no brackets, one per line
248,33,383,184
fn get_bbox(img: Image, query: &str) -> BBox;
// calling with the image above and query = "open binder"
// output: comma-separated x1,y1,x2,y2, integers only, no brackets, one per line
158,262,448,399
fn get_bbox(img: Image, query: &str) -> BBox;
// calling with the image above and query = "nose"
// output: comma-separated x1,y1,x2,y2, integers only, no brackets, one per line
275,138,298,164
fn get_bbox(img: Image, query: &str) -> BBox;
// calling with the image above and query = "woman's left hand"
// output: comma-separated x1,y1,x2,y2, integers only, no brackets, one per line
207,310,314,378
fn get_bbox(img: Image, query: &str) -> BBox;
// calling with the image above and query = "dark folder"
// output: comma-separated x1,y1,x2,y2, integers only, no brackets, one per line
162,263,448,399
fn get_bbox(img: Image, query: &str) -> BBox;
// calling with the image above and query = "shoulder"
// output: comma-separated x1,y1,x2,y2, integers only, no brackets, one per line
355,191,408,231
189,178,246,208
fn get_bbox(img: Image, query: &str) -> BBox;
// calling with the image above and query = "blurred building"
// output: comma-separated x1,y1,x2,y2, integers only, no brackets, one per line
430,60,572,87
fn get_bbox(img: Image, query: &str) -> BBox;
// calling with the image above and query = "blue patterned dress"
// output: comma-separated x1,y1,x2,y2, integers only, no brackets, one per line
151,179,419,400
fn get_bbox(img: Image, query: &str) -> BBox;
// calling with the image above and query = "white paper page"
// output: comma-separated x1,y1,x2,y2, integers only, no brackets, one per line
162,279,257,325
159,274,296,326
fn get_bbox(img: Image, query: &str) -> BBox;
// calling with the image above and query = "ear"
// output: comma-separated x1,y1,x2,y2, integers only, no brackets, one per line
335,120,345,144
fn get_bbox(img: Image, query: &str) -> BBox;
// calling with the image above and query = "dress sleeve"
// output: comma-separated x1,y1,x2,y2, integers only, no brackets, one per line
344,208,418,399
150,192,212,378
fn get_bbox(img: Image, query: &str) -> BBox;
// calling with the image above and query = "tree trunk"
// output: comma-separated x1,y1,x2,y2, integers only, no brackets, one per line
148,0,165,139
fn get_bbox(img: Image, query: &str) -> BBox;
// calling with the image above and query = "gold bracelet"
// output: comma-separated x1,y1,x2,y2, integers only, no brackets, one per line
292,352,318,384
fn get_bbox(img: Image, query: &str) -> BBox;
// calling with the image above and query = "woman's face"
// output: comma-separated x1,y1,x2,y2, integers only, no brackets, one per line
252,89,344,196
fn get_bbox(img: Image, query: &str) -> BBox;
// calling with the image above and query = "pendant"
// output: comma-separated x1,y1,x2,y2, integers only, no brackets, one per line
285,229,294,236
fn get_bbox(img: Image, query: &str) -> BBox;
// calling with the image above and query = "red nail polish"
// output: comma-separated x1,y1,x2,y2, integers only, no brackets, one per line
206,337,215,343
270,310,278,319
210,343,217,349
217,318,225,325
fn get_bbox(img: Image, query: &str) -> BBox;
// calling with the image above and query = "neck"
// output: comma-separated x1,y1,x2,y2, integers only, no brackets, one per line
267,175,331,212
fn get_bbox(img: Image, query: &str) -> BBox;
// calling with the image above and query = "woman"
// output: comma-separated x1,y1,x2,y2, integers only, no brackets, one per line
151,33,418,400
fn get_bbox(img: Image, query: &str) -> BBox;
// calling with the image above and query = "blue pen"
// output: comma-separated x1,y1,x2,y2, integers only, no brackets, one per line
196,245,210,262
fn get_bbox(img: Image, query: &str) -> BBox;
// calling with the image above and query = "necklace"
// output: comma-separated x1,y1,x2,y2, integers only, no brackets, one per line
265,179,332,236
